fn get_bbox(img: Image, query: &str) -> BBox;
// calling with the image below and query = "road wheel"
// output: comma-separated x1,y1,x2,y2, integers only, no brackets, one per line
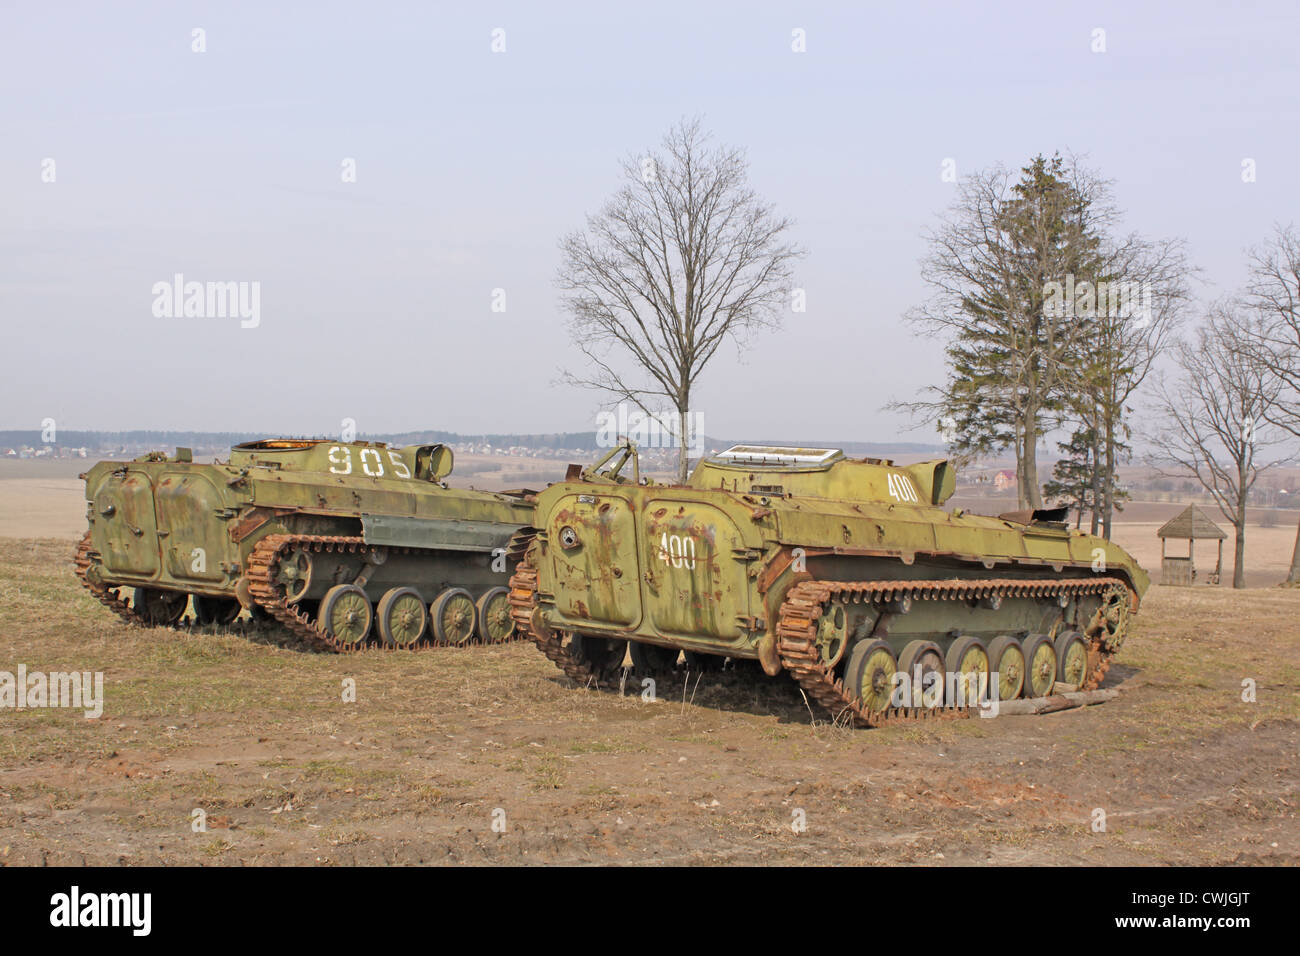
945,635,990,704
320,584,373,647
377,587,428,647
568,633,627,679
1023,634,1058,698
135,587,187,626
682,651,725,673
897,640,945,708
430,587,477,645
475,587,514,643
987,636,1025,700
193,595,241,626
629,641,679,675
1055,630,1090,687
844,639,898,714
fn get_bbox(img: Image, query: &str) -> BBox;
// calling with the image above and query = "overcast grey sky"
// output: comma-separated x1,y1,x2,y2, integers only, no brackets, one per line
2,1,1297,442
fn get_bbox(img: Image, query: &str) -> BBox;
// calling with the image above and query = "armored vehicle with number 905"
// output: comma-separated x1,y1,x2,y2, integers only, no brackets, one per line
509,442,1148,726
76,438,536,652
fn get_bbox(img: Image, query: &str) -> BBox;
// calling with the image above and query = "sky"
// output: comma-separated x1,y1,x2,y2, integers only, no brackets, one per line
2,0,1297,444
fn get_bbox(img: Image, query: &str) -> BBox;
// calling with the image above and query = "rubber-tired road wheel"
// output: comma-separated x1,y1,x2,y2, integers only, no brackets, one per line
135,587,188,626
987,635,1025,700
1023,634,1058,698
193,595,241,626
568,633,627,679
629,641,679,674
1054,630,1090,687
320,584,373,647
945,635,990,704
844,639,898,714
682,651,725,673
897,640,945,707
475,586,514,643
430,587,477,645
377,587,428,647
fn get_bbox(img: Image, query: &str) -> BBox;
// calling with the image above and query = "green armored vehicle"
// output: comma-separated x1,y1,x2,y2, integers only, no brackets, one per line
510,443,1148,726
76,439,535,652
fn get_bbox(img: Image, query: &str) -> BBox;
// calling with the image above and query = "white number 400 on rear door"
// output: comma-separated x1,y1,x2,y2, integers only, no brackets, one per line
657,533,697,570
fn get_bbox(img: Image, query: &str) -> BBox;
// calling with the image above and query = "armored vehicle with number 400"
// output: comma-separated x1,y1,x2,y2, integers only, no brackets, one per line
509,443,1148,726
76,439,535,652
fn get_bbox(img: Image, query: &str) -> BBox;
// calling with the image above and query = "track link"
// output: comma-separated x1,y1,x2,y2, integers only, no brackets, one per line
73,531,146,625
776,576,1133,728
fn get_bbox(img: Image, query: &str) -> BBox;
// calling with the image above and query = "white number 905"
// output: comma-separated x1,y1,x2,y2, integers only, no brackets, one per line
327,445,411,479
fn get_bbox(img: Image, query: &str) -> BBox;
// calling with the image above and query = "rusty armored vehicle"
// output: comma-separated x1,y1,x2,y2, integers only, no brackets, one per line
509,443,1148,726
76,439,535,652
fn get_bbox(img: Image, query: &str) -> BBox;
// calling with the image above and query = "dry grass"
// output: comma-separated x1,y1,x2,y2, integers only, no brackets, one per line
0,538,1296,865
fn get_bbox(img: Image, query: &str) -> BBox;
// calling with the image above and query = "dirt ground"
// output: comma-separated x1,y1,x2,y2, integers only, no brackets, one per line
0,537,1296,866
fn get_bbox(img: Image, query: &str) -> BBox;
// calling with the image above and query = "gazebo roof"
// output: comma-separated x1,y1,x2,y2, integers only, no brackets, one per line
1156,505,1227,540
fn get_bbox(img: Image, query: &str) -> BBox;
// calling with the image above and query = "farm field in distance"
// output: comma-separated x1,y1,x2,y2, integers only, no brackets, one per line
0,463,1296,863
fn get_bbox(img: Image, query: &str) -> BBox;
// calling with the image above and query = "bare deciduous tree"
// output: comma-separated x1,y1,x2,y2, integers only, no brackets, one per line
1150,305,1291,588
1061,229,1191,538
557,118,802,481
1238,225,1300,583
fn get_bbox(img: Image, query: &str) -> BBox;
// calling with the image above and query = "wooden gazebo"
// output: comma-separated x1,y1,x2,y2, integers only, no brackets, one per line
1157,505,1226,586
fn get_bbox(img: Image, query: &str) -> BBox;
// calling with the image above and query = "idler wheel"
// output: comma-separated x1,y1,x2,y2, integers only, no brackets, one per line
377,587,428,647
274,548,313,604
430,587,477,645
813,601,849,668
320,584,373,647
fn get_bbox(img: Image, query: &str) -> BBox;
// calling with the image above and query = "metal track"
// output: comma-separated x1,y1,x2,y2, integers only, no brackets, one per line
775,576,1133,728
245,533,526,654
76,530,526,653
511,548,1135,728
507,557,597,682
73,531,146,625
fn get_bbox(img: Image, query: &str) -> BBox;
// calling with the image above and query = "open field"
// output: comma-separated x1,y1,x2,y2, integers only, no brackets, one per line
0,538,1295,865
